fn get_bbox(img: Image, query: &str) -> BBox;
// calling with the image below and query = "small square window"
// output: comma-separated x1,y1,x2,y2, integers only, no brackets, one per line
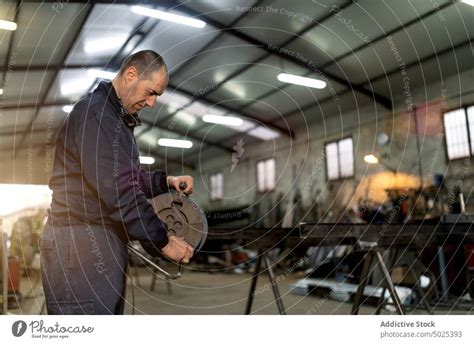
444,107,473,160
325,137,354,180
257,158,275,192
210,172,223,200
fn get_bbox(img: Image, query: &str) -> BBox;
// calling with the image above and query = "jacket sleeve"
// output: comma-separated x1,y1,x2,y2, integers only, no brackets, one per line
138,168,169,198
76,109,169,248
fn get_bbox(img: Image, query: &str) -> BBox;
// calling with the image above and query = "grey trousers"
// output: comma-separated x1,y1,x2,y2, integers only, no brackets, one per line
40,223,128,315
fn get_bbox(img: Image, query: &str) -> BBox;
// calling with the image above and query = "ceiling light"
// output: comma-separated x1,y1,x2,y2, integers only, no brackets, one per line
87,69,117,80
461,0,474,6
62,105,73,113
203,114,243,126
277,73,326,89
159,91,192,110
231,119,258,132
0,88,3,95
139,156,155,165
0,20,17,31
131,6,206,28
223,83,247,98
158,138,193,149
84,34,128,54
60,76,96,96
175,110,197,125
248,126,280,140
364,154,379,164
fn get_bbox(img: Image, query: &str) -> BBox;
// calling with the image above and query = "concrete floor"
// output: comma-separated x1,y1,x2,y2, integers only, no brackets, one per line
6,267,472,315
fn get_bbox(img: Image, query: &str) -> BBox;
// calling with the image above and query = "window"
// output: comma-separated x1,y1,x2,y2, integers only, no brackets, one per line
257,158,275,192
444,106,474,160
325,137,354,180
210,172,223,200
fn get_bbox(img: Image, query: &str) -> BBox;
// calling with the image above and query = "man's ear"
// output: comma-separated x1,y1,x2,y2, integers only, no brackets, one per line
124,66,138,85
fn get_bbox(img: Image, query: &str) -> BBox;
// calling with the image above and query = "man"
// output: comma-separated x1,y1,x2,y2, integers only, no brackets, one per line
41,50,194,315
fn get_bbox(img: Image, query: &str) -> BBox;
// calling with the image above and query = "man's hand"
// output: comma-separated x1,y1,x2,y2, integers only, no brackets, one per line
167,175,193,194
161,236,194,263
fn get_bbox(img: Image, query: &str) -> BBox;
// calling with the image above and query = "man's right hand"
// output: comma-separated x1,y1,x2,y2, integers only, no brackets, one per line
161,236,194,263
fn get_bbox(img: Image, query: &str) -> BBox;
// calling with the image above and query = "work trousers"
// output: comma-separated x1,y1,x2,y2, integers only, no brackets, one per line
40,223,128,314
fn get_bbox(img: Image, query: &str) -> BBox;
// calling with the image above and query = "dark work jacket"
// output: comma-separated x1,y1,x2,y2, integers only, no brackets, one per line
48,81,169,249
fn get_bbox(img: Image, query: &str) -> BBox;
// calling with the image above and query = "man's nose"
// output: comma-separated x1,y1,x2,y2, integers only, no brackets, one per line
145,95,157,108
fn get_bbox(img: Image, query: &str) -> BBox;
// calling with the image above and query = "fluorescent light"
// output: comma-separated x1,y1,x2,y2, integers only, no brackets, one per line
158,138,193,149
159,91,192,110
0,88,3,95
62,105,73,113
0,20,17,31
175,110,197,125
461,0,474,6
229,118,258,133
277,73,326,89
60,78,95,96
364,154,379,164
139,156,155,165
84,34,128,54
223,83,247,98
203,114,243,126
248,126,280,140
87,69,117,80
131,6,206,28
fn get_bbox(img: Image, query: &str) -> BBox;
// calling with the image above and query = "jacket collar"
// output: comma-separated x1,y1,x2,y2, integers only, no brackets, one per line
97,81,142,128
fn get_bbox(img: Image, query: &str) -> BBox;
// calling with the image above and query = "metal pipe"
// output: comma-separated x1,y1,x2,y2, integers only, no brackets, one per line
126,244,182,280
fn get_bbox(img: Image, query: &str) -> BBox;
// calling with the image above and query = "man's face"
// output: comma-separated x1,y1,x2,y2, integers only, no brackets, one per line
121,66,168,114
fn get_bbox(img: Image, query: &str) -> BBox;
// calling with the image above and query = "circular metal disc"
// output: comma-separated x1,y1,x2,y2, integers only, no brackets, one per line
149,192,208,250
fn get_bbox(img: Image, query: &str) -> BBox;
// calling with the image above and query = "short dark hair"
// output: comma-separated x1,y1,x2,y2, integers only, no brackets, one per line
118,50,167,79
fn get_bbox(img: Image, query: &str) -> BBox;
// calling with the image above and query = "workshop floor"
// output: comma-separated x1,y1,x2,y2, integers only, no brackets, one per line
7,267,472,315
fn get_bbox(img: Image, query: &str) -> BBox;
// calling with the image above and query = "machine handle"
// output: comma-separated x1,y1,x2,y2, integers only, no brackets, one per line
178,181,190,196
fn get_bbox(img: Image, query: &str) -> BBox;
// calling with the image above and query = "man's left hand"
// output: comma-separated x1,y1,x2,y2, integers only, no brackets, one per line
167,175,193,194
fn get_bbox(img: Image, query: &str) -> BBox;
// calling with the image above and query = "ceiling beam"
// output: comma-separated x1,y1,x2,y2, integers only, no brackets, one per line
141,1,292,138
8,1,228,157
78,2,239,153
149,1,358,137
179,0,458,150
322,0,455,70
167,0,357,157
168,0,392,110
